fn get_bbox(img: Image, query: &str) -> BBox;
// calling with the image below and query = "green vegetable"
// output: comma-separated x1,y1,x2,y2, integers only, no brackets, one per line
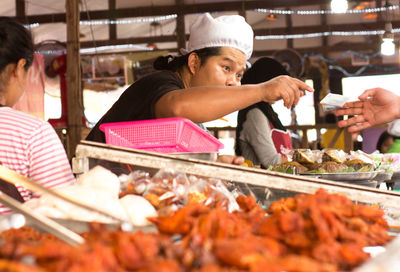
306,169,327,174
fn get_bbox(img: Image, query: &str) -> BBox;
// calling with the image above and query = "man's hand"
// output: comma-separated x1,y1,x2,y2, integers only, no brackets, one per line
260,75,314,109
217,155,245,165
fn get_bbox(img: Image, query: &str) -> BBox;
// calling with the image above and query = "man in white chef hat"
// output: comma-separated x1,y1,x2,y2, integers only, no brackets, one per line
86,12,313,165
180,12,254,59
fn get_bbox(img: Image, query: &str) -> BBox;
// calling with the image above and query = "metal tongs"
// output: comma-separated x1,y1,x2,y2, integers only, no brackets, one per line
0,165,125,224
0,191,84,246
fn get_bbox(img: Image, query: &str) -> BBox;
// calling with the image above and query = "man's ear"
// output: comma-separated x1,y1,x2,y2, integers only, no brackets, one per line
187,53,200,75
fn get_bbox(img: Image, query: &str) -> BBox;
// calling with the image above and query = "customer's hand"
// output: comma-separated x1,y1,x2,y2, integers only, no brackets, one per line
260,75,314,109
335,88,400,133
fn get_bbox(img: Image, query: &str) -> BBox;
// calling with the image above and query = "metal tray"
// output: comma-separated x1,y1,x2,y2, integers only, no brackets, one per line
302,171,379,181
375,171,394,182
169,152,218,162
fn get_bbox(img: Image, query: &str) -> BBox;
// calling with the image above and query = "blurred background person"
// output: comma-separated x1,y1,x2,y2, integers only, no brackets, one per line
385,119,400,153
235,57,296,168
380,120,400,190
376,131,395,154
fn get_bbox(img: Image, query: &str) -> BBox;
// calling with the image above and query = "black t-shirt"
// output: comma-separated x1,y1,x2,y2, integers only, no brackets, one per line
86,70,184,143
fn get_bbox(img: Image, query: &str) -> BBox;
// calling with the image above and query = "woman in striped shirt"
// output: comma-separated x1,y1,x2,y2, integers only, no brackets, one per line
0,17,75,213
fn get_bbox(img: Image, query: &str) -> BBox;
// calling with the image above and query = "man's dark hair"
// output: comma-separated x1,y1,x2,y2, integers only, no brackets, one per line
153,47,221,72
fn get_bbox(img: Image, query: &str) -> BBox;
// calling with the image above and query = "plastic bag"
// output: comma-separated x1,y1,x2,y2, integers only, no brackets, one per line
122,168,240,215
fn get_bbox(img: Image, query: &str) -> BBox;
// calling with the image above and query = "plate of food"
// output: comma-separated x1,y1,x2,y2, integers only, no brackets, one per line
269,149,379,186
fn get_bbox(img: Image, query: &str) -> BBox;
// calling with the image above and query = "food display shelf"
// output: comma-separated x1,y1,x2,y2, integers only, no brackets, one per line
0,140,398,271
73,141,400,216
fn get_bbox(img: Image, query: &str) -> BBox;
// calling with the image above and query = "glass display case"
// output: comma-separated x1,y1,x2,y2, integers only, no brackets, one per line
73,141,400,218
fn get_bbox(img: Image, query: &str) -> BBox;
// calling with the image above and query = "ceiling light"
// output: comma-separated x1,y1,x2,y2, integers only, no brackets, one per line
381,39,395,55
331,0,348,13
363,13,377,19
381,23,395,56
353,3,365,10
353,1,372,10
146,43,157,49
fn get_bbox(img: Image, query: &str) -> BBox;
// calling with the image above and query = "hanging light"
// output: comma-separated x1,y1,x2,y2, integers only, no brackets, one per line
146,43,157,49
331,0,348,13
381,22,395,56
363,13,377,19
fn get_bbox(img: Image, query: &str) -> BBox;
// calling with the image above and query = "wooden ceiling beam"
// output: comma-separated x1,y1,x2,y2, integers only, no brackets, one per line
78,18,397,49
252,42,379,56
254,21,398,36
80,35,179,48
79,41,378,56
19,0,331,24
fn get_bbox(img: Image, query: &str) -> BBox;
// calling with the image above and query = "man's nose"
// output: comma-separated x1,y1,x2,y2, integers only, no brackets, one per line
226,75,240,86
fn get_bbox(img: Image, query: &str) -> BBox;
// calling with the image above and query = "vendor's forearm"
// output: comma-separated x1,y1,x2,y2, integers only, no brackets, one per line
154,85,262,122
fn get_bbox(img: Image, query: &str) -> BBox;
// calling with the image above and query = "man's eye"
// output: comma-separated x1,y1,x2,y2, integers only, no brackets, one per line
224,66,230,71
237,73,243,79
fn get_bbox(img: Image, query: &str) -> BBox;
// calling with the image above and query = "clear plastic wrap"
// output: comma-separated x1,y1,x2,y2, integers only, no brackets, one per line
121,168,240,215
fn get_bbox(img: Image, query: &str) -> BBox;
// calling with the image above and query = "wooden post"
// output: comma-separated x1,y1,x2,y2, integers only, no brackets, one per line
321,4,328,58
301,129,309,148
285,8,293,49
15,0,26,23
65,0,82,159
343,129,354,152
238,1,246,18
109,0,116,40
176,0,186,51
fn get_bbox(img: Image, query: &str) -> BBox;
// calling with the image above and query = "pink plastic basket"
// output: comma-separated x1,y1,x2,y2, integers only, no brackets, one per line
99,117,224,153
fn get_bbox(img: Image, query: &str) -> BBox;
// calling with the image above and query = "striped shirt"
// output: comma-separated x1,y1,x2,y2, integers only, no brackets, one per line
0,107,75,213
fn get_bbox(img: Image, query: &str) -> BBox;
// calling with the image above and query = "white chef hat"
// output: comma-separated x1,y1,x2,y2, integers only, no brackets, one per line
388,119,400,137
181,13,254,60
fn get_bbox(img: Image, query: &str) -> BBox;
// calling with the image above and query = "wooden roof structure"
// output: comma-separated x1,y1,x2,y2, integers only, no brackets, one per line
3,0,400,156
7,1,400,65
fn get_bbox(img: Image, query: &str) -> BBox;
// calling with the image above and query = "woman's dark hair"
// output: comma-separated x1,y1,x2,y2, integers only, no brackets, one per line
153,47,221,72
235,57,289,156
0,17,34,73
376,131,397,153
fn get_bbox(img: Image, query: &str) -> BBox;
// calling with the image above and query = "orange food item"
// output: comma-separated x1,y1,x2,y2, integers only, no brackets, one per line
0,189,392,271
